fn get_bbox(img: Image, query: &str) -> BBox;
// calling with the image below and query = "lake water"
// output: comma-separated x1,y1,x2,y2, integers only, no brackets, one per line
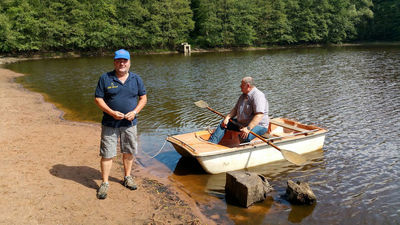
5,44,400,224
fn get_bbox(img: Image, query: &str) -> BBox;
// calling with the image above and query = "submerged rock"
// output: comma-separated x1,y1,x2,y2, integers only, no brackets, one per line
225,171,273,207
285,180,316,205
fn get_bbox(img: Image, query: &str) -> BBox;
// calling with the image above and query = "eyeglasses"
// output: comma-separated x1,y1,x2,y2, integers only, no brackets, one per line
114,59,129,64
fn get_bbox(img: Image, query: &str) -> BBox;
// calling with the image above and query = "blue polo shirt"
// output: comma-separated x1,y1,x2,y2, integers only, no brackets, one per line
95,70,146,128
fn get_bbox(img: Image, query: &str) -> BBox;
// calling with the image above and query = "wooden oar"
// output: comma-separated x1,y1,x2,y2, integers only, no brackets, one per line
194,100,306,165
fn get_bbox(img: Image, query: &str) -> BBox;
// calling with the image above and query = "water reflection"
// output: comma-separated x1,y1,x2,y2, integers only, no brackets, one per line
288,204,316,223
226,197,274,225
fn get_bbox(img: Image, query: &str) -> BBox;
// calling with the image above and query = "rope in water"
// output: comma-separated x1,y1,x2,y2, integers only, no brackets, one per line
146,139,168,159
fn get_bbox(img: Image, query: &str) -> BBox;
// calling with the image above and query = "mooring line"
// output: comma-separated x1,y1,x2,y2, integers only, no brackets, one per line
146,139,168,159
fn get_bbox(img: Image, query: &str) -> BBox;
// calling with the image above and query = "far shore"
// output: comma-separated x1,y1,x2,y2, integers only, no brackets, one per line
1,42,388,65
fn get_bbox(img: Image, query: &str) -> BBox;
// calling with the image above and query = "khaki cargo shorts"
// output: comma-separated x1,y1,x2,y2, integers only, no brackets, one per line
100,125,138,158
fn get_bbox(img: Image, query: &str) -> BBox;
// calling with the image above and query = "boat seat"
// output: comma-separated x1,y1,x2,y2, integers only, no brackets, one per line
219,131,241,147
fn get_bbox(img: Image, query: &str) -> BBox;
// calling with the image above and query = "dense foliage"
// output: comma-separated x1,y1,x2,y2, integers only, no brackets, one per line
363,0,400,41
0,0,194,52
0,0,397,53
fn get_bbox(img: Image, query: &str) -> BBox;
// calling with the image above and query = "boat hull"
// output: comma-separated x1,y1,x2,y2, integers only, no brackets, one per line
196,133,325,174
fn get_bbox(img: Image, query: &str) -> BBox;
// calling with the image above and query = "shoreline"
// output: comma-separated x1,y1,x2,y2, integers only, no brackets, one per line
0,42,389,65
0,67,214,224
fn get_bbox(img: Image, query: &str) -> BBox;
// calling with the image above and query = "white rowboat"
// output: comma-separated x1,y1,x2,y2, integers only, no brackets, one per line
167,118,327,174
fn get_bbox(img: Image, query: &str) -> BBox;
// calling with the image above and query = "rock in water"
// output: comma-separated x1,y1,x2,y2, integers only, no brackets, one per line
285,180,316,205
225,171,273,207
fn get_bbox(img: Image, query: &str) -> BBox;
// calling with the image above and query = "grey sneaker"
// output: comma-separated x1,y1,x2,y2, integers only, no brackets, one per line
124,176,137,190
97,182,109,199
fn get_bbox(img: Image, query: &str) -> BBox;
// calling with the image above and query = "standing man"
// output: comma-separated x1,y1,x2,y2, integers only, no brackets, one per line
94,49,147,199
208,76,268,144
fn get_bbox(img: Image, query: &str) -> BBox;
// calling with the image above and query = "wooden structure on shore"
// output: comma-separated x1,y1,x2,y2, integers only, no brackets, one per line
178,43,191,55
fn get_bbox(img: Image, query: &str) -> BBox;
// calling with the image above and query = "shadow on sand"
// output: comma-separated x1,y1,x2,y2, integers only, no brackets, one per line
49,164,120,189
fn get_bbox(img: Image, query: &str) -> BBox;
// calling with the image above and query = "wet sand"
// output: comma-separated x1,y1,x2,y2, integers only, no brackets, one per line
0,67,214,225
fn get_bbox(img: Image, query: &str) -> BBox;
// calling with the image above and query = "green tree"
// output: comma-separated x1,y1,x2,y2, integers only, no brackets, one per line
192,0,223,47
311,0,332,42
114,0,149,49
193,0,258,47
366,0,400,40
285,0,331,43
326,0,373,43
37,0,88,51
230,0,259,46
83,0,117,50
0,10,17,52
255,0,294,45
142,0,194,49
216,0,236,46
3,0,41,51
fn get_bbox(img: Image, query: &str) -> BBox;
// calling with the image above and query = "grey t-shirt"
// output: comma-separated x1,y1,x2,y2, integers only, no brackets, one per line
233,87,269,128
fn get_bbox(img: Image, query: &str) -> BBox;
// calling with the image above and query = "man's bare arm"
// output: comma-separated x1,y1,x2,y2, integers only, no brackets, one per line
94,97,124,120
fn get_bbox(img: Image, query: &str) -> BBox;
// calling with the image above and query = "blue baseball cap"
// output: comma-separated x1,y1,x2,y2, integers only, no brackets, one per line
114,49,130,60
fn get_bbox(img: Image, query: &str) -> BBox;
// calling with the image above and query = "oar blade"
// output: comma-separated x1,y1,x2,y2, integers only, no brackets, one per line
194,100,209,109
280,149,306,165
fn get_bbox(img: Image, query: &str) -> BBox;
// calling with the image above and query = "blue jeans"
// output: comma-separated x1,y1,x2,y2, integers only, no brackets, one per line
208,119,268,144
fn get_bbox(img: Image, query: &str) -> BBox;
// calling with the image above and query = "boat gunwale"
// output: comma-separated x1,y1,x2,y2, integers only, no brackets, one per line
167,128,327,157
166,135,198,155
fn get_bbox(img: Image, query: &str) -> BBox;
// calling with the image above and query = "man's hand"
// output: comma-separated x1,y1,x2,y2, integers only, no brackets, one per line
124,111,136,121
112,111,125,120
240,127,250,139
221,117,230,128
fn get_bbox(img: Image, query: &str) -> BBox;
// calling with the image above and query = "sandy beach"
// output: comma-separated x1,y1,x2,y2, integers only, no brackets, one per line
0,67,213,225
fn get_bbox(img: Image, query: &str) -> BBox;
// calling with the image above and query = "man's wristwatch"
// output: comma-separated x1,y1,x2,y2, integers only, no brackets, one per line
247,126,251,130
133,110,137,115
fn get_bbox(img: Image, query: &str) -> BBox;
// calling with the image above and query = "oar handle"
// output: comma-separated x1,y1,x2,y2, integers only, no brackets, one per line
207,106,282,152
247,129,282,151
206,107,225,118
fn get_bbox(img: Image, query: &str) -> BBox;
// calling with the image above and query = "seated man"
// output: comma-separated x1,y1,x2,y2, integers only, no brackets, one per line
208,76,269,144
